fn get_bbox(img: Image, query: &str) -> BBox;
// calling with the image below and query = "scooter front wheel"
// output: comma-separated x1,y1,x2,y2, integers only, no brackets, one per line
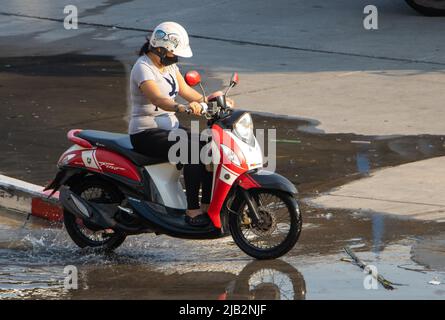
229,189,302,260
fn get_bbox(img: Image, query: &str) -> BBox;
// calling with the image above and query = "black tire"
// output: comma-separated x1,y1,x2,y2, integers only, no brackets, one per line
229,189,302,260
64,176,127,251
231,260,306,300
405,0,445,16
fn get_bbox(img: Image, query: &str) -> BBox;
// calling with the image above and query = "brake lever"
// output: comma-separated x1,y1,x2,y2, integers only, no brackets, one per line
200,102,215,119
200,102,209,115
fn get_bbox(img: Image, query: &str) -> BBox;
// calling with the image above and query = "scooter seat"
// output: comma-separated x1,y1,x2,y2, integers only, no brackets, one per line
77,130,166,166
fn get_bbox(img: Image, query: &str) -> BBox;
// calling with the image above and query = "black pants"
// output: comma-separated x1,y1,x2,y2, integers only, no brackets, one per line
130,127,213,210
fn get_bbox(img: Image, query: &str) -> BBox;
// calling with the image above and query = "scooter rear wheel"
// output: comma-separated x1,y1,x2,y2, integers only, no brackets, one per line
64,177,127,251
229,189,302,260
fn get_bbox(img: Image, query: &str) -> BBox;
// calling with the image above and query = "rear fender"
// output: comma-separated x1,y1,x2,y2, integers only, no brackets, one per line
44,166,145,199
43,168,86,197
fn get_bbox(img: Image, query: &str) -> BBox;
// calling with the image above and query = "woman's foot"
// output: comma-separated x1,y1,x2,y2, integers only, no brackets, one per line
185,208,210,227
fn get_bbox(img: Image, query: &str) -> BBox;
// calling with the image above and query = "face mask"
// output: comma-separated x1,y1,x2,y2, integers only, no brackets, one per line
149,46,178,66
160,55,178,66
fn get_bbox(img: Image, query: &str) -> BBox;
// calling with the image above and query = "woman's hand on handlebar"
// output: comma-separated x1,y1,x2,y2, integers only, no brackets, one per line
187,101,204,115
175,102,201,115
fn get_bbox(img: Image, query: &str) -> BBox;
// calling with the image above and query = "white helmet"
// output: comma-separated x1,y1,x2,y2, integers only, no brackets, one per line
149,21,193,58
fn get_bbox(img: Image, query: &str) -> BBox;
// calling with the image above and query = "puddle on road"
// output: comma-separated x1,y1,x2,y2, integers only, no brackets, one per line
0,54,128,184
1,54,445,299
249,113,445,197
412,234,445,272
1,210,444,300
0,216,307,300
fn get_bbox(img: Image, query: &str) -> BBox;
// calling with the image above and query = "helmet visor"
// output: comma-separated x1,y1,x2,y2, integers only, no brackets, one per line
151,29,192,58
154,30,180,49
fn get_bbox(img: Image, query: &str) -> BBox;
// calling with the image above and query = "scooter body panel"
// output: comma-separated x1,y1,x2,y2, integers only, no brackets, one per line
207,122,263,228
144,162,187,209
127,197,226,239
57,145,142,182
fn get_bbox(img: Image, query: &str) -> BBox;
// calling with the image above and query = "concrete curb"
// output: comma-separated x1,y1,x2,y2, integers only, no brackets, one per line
0,174,63,221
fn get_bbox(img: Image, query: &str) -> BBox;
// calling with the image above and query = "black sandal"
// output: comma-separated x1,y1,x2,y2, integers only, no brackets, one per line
185,213,211,227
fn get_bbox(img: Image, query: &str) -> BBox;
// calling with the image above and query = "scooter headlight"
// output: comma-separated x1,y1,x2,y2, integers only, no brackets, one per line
234,112,254,146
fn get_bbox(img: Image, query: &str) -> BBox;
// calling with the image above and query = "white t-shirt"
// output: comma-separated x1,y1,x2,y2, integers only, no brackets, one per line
128,54,180,134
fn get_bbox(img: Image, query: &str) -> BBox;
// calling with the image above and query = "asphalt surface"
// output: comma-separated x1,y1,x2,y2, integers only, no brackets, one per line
1,0,445,135
0,0,445,299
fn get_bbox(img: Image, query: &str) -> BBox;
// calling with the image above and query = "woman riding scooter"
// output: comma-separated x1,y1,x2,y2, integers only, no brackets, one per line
47,35,302,258
129,21,234,226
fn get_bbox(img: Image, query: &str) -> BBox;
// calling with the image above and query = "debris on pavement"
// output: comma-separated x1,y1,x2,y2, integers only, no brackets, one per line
272,139,301,144
397,264,432,274
428,278,441,285
342,246,407,290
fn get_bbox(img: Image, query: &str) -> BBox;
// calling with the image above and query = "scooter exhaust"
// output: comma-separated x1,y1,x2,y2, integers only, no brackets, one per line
59,187,115,229
59,187,152,234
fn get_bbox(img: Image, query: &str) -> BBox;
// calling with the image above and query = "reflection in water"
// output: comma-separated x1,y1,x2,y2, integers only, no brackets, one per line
356,151,371,175
67,259,306,300
372,215,385,256
225,260,306,300
411,234,445,272
387,138,438,160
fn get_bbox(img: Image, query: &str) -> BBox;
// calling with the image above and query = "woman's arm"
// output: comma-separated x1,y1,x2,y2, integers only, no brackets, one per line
176,70,206,103
140,80,178,112
139,80,202,115
176,70,236,108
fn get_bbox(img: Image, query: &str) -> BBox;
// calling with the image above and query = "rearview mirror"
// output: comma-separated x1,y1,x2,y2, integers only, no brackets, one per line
185,70,201,87
230,72,239,86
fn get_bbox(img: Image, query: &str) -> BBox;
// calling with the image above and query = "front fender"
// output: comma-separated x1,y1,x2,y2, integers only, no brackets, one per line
237,170,297,195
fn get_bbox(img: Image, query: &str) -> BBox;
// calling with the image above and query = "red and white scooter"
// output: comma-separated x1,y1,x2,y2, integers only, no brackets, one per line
45,71,302,259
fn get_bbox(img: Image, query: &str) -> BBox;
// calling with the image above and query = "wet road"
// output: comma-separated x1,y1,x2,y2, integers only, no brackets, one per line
1,207,445,299
2,54,445,191
1,54,445,299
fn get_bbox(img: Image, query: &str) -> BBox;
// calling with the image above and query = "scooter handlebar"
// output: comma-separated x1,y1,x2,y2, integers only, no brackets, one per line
185,103,209,115
200,102,209,114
